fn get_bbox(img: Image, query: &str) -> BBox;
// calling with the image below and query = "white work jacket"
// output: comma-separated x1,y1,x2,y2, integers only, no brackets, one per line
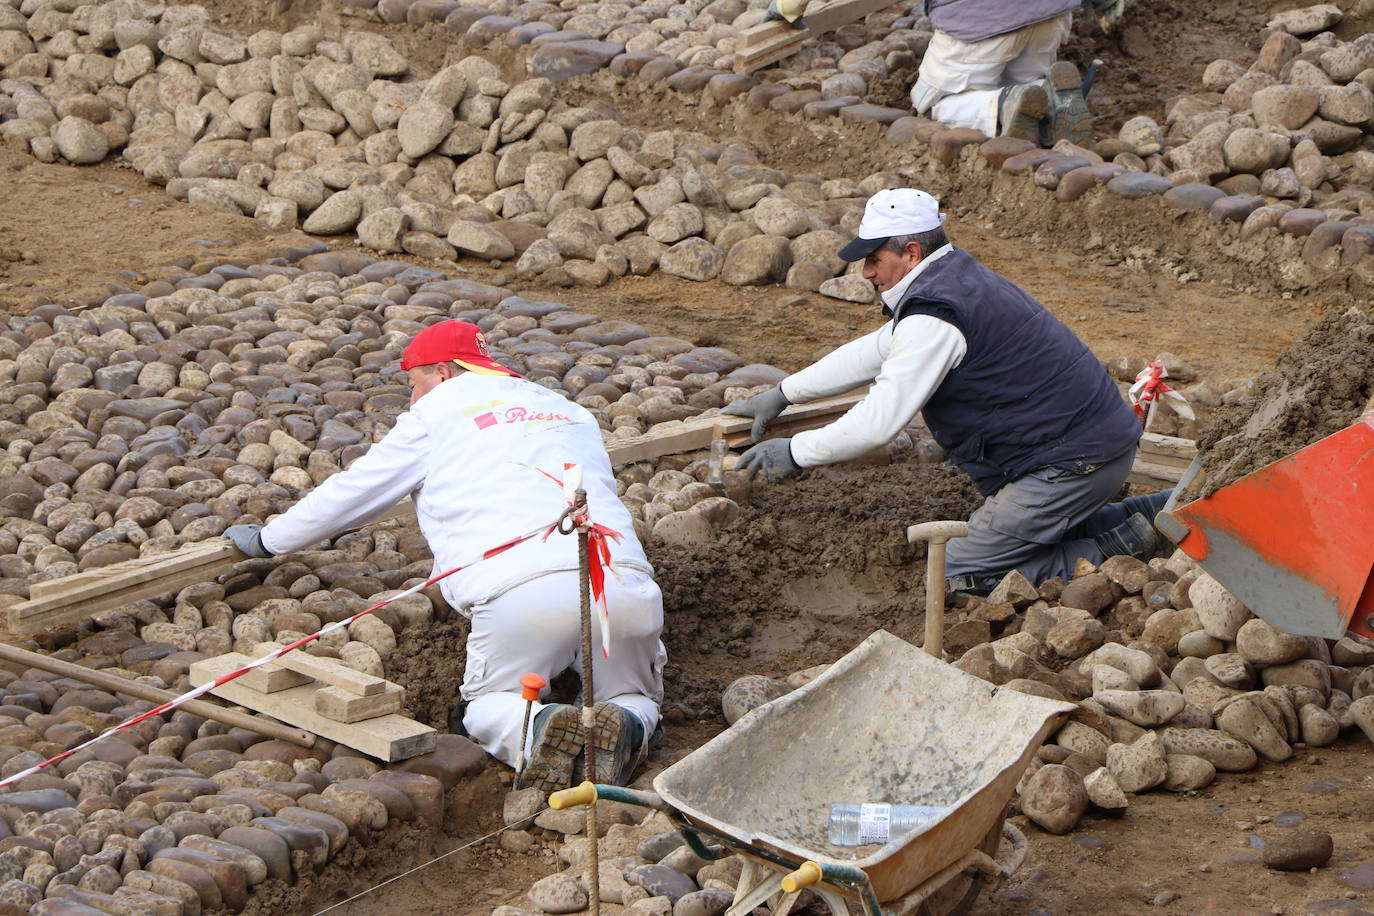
261,373,650,613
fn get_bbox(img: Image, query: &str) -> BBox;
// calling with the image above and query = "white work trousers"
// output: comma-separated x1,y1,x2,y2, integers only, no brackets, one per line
460,568,666,768
910,13,1071,135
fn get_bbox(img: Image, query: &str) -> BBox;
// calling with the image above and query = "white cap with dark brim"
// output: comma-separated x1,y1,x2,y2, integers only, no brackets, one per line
838,188,946,262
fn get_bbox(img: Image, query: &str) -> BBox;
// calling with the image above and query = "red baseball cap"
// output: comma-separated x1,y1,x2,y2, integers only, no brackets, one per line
400,321,520,377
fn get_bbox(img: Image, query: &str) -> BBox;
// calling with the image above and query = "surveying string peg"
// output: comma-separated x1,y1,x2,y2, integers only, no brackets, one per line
520,672,546,702
514,672,548,776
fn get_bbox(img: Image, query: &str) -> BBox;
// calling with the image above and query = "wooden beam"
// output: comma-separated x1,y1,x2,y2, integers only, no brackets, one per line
238,663,312,694
735,0,897,73
0,643,315,747
606,390,867,466
315,683,404,723
255,642,389,696
1128,459,1186,489
189,654,435,762
7,541,243,637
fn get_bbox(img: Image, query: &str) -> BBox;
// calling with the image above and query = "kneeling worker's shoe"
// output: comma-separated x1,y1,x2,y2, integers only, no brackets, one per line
573,702,645,788
998,83,1049,144
1046,61,1093,146
1094,511,1158,561
515,703,582,793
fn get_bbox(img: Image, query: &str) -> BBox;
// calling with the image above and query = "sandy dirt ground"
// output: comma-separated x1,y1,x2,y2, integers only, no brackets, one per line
1,0,1371,912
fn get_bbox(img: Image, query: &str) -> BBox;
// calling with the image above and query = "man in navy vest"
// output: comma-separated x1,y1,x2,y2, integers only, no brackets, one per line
725,188,1167,594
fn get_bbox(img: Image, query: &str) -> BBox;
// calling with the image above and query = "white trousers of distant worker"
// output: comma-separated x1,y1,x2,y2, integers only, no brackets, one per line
460,568,666,767
910,13,1072,135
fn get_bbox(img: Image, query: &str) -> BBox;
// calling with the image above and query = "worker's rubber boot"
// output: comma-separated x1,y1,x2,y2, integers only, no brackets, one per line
516,703,582,793
1046,61,1093,146
1093,512,1158,561
448,701,469,737
572,702,645,788
998,83,1049,144
1122,488,1173,522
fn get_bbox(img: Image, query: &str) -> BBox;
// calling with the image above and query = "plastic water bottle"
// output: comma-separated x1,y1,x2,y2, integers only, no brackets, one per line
826,803,947,846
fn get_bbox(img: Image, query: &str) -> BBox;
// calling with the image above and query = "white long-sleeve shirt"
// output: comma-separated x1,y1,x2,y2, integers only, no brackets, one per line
782,245,967,467
260,373,650,613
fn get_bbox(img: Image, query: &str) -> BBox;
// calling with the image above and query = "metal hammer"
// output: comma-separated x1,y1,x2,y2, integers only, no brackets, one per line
905,521,970,658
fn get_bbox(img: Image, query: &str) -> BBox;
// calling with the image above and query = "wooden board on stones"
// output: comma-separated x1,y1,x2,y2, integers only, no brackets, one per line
189,654,435,761
734,0,898,73
605,390,869,465
4,540,243,637
1128,432,1198,487
253,641,390,696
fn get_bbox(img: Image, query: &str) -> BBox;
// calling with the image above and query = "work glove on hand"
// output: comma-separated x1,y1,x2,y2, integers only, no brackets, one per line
225,524,273,558
720,385,790,443
737,437,801,483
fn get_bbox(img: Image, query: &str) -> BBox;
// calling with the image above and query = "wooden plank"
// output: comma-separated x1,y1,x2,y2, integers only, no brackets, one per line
238,663,312,694
189,654,435,762
1139,432,1198,460
1128,459,1186,489
735,0,897,72
607,390,867,466
315,683,404,723
255,642,388,696
7,551,242,637
27,540,239,602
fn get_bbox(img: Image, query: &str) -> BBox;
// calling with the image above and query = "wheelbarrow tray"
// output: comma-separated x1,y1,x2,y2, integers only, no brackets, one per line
653,630,1074,902
1157,413,1374,640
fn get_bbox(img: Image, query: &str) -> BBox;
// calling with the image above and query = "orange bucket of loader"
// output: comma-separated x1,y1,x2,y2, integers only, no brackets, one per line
1156,414,1374,641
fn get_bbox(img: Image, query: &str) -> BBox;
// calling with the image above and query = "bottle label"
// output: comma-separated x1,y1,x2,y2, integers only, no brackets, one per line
857,803,891,845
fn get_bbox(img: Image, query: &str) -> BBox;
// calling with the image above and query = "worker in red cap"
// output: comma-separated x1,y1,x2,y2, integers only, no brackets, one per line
226,321,665,792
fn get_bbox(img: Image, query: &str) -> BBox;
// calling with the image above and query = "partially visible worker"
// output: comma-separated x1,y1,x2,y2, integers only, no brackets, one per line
725,188,1167,596
225,321,666,793
910,0,1093,145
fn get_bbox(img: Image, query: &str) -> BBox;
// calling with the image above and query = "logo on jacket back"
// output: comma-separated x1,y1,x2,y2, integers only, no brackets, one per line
465,399,573,431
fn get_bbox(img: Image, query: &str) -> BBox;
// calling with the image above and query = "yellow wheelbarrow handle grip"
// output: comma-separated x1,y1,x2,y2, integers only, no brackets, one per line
781,860,823,893
549,781,598,810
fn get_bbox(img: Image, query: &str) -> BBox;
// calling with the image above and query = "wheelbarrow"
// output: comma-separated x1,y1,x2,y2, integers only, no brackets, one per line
549,630,1074,916
1156,400,1374,640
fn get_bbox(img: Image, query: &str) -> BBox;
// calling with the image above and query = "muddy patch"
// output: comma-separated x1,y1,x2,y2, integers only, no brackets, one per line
1185,307,1374,499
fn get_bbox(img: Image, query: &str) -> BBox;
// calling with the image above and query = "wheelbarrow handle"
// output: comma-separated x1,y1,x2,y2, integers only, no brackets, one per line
781,861,822,893
549,782,667,811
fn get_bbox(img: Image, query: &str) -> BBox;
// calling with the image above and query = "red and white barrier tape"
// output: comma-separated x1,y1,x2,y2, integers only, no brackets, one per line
1129,360,1195,422
0,464,618,789
532,462,623,660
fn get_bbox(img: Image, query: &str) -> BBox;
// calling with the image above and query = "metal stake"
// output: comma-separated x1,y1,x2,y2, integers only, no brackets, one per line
514,672,546,777
575,487,600,916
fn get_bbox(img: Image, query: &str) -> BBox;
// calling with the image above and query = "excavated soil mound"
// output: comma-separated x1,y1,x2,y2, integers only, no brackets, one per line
376,459,981,728
648,460,982,718
1188,307,1374,499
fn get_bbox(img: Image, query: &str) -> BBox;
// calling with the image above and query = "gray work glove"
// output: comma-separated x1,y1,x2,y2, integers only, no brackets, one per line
225,524,273,558
720,386,790,444
737,437,801,483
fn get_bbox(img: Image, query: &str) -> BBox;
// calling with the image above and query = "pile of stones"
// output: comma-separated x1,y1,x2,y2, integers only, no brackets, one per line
0,658,487,914
0,244,803,607
721,547,1374,873
0,0,909,299
497,785,750,916
0,238,827,911
351,0,930,107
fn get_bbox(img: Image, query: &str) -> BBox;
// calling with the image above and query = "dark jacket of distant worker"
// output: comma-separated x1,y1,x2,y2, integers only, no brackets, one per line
725,188,1166,594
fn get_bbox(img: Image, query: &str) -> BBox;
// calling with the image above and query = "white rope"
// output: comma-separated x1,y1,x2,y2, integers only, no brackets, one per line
311,806,551,915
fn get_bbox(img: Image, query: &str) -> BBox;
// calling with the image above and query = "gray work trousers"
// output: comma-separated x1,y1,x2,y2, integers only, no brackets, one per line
945,447,1136,587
